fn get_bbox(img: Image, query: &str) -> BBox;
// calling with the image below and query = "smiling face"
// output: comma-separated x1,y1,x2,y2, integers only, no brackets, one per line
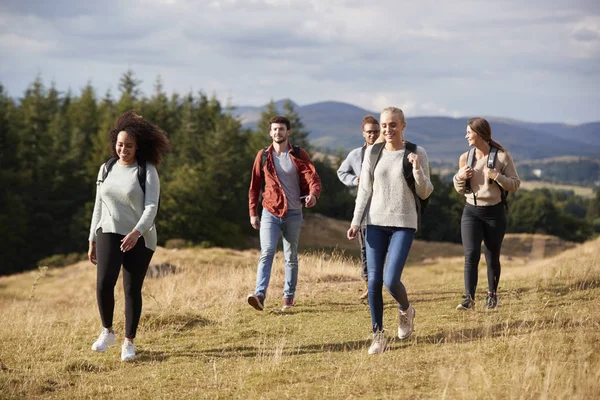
269,122,291,144
380,111,406,146
362,123,380,145
116,130,137,165
465,125,483,147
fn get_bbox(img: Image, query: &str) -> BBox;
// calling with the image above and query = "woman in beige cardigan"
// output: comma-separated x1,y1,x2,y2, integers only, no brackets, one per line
453,117,520,310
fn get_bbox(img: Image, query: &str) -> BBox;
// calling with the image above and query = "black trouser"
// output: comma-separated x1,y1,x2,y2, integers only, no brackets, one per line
461,203,506,299
96,229,154,339
357,226,368,281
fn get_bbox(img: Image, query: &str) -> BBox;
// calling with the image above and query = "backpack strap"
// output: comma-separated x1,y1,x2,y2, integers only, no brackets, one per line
137,160,147,194
465,146,477,205
100,157,119,184
487,146,508,209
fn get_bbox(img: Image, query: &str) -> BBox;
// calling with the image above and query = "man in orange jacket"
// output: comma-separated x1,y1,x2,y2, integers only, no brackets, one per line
247,116,321,312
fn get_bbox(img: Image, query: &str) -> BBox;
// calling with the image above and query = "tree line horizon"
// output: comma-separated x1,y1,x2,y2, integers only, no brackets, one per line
0,70,598,276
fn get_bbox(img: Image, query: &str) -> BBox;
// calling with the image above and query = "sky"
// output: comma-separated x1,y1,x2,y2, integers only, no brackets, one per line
1,0,599,124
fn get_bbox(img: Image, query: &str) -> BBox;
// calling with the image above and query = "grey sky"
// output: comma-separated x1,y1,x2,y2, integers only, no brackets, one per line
1,0,599,123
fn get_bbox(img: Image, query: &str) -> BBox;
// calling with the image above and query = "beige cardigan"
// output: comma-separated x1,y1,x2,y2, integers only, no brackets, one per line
453,149,520,206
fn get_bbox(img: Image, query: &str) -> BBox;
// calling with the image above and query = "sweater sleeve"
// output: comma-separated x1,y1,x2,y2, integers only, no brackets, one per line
413,146,434,200
88,164,104,242
134,163,160,234
337,149,359,187
351,146,374,227
495,151,520,193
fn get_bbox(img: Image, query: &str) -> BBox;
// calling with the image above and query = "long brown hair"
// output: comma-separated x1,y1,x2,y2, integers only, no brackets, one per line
468,117,505,151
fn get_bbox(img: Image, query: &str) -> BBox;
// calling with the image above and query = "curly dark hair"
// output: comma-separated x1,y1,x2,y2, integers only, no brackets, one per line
108,110,170,165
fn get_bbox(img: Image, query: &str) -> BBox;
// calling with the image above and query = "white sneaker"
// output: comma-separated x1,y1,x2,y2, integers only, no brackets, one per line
398,306,416,340
91,328,115,352
368,331,385,355
121,341,136,361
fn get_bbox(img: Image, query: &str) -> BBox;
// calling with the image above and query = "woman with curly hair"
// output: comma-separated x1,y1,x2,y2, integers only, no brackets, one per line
88,110,170,361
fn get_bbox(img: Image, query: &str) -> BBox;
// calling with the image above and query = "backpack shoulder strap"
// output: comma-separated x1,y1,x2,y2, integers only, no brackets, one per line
100,157,119,183
403,141,417,187
467,146,477,168
368,142,385,178
137,161,147,194
488,146,499,169
291,144,301,158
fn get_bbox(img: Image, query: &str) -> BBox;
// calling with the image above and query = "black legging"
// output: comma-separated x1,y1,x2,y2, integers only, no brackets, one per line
461,202,506,298
96,229,154,339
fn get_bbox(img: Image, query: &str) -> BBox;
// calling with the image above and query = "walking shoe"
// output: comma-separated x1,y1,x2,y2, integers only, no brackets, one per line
368,331,386,355
281,297,295,312
456,296,475,310
121,340,136,362
359,281,369,300
91,328,115,352
247,293,265,311
398,306,416,340
485,293,498,309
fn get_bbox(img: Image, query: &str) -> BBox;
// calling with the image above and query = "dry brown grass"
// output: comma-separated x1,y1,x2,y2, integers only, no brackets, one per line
0,233,598,399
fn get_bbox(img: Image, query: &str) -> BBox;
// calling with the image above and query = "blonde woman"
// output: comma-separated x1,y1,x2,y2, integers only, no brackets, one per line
347,107,433,354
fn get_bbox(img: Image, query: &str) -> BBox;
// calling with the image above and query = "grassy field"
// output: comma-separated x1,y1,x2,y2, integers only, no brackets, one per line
518,181,596,198
1,231,599,399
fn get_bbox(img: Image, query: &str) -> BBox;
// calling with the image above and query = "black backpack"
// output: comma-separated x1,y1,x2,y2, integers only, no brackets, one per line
465,146,508,209
97,157,159,222
368,141,430,228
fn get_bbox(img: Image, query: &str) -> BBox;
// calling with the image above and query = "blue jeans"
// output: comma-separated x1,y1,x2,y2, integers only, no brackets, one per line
254,209,303,299
366,225,415,333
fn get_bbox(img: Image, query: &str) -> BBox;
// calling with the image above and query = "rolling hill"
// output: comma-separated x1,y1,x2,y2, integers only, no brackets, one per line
230,100,600,162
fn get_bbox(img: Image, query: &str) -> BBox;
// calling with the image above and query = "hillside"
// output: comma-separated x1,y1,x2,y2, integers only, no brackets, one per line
1,219,597,399
230,100,600,162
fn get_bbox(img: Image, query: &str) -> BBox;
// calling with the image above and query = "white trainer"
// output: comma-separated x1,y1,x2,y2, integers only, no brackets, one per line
368,331,385,355
398,306,416,340
91,328,115,352
121,341,136,361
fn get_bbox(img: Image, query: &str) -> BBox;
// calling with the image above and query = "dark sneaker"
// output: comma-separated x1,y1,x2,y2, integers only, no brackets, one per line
456,296,475,311
281,297,295,312
485,293,498,309
247,293,265,311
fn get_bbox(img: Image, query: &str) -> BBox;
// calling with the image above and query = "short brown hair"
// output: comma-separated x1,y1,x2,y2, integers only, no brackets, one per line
361,115,379,130
269,116,291,130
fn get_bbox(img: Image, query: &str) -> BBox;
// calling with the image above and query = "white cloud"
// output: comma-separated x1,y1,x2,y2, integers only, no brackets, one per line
0,0,598,123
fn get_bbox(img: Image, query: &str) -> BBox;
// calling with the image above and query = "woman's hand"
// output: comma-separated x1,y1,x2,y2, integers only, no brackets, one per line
347,225,359,240
483,167,499,181
457,165,474,181
88,241,97,265
407,152,421,170
121,230,142,252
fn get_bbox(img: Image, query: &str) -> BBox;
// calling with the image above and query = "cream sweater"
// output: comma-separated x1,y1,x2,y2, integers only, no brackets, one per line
89,161,160,251
351,145,434,231
453,149,520,206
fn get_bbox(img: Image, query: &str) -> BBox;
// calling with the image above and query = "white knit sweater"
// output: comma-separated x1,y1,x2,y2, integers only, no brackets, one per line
89,161,160,251
351,145,434,231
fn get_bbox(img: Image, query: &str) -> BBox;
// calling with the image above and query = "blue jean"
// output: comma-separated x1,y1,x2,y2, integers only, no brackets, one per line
366,225,415,333
254,208,303,299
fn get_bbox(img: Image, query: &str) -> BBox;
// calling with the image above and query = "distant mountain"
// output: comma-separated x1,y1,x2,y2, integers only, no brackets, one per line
229,100,600,162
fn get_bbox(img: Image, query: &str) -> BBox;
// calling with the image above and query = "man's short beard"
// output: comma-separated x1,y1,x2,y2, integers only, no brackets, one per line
274,138,287,144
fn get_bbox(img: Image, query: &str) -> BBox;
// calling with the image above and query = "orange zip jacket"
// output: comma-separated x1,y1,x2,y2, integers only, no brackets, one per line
248,144,322,218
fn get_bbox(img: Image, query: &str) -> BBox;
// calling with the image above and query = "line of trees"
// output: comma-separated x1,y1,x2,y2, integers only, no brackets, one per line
1,71,598,275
